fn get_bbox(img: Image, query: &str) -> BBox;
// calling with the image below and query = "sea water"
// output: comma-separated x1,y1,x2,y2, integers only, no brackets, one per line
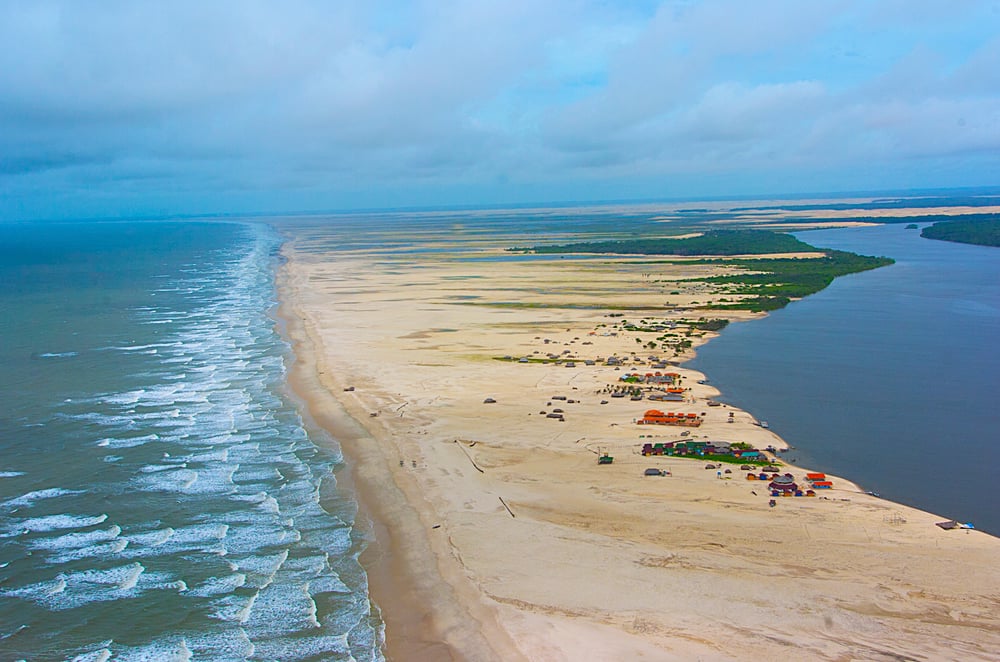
0,221,381,660
689,224,1000,534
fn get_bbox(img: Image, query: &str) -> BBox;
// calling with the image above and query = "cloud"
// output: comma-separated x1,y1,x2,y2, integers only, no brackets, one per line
0,0,997,219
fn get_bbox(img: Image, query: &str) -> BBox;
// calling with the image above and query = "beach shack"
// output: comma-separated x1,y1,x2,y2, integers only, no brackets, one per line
638,410,703,427
768,474,798,494
806,473,833,488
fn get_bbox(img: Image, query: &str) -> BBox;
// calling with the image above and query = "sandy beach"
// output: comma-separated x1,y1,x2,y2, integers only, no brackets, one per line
276,220,1000,661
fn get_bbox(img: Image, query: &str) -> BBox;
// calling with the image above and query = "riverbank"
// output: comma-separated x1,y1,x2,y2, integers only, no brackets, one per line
690,223,1000,534
276,221,1000,660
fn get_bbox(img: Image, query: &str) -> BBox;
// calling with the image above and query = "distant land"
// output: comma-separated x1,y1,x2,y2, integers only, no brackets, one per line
512,229,894,313
921,217,1000,247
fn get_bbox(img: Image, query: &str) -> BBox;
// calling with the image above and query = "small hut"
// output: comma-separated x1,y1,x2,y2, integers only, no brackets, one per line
768,474,798,493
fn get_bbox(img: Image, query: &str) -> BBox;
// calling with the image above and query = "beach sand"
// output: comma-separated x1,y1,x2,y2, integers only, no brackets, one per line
276,221,1000,661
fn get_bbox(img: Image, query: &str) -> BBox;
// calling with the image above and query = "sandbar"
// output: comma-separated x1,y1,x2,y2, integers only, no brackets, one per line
276,218,1000,661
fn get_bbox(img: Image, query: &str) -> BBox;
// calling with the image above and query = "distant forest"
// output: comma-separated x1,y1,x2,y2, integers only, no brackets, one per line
509,229,894,313
730,196,1000,213
692,250,893,311
856,212,1000,225
921,218,1000,247
513,229,814,256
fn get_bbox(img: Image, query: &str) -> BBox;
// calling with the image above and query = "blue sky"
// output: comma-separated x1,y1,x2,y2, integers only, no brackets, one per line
1,0,998,220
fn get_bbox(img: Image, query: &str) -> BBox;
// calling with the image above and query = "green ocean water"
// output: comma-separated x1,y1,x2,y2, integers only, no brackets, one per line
0,221,381,661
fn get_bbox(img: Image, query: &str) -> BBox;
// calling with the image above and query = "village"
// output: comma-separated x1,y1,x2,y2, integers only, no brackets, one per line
483,313,841,509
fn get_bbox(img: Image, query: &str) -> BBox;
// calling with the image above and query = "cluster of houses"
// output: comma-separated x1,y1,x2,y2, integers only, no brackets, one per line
746,470,834,497
648,391,686,402
618,371,680,385
638,410,704,427
641,439,759,457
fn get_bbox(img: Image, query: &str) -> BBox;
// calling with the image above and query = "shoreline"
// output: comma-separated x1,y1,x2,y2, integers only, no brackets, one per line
274,226,1000,660
276,249,525,662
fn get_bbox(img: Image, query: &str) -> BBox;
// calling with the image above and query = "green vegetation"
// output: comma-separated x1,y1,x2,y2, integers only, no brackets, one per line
512,229,816,256
691,318,729,331
505,228,893,314
920,218,1000,248
692,250,893,311
731,196,1000,213
853,212,1000,225
493,356,574,364
676,453,774,467
704,296,791,312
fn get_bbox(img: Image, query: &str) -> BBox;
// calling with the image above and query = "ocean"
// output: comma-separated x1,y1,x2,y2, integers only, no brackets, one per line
0,221,381,661
689,224,1000,535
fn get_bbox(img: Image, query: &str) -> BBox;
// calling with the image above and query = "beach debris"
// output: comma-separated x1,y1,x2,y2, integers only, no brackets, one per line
936,520,975,530
483,397,497,404
344,386,355,392
499,496,516,518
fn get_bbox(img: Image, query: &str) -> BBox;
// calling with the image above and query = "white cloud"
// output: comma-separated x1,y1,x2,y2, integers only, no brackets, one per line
0,0,997,218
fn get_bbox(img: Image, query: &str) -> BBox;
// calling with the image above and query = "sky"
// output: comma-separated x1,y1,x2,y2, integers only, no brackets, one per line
1,0,999,220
